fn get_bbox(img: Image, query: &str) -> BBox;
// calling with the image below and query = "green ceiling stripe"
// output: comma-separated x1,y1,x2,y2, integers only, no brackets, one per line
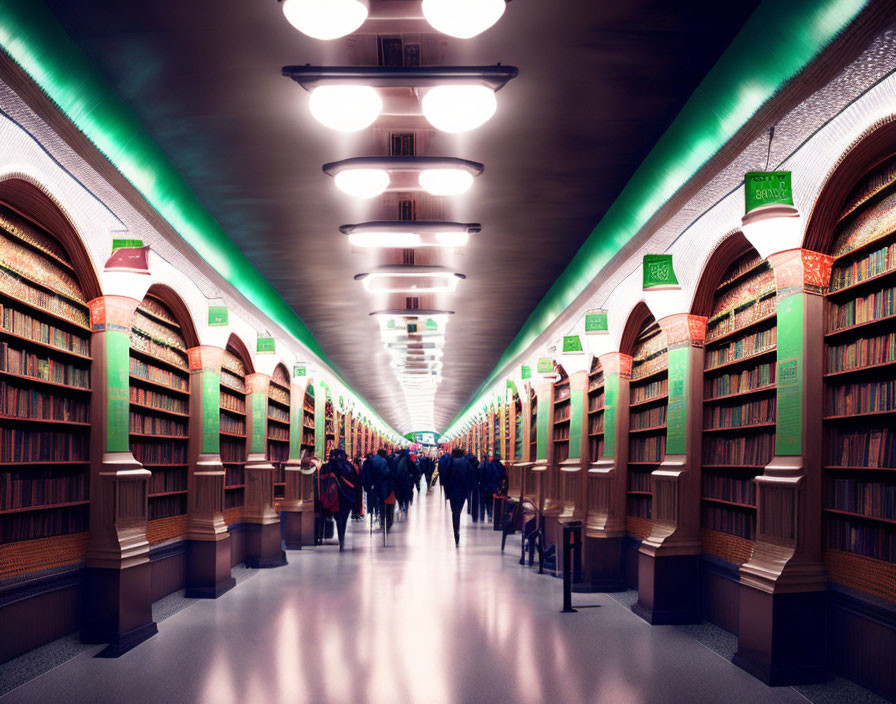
444,0,869,436
0,0,402,440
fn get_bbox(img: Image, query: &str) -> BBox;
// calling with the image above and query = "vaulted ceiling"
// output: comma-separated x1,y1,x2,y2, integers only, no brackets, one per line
44,0,761,432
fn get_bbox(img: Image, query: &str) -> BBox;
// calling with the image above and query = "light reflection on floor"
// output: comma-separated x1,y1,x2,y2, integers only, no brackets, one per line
2,490,810,704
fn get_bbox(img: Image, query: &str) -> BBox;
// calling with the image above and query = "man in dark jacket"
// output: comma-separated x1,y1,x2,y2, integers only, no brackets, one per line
437,451,452,499
464,452,481,522
479,453,502,523
328,449,359,551
447,448,475,547
394,450,414,514
375,449,396,532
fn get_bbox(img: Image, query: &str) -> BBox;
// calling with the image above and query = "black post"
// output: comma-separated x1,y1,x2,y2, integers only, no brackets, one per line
561,521,582,613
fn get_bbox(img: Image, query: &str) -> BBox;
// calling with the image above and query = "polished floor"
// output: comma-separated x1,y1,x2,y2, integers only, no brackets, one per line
0,493,873,704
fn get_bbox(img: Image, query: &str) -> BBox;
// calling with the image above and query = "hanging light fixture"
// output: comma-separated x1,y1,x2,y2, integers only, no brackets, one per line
281,0,370,40
355,266,466,294
421,0,506,38
418,169,475,196
283,65,517,134
333,169,391,198
341,221,480,248
323,157,484,198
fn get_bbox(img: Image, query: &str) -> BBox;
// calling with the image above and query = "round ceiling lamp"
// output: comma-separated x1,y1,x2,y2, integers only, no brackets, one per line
281,0,370,40
309,85,382,132
421,0,506,39
324,157,483,198
418,169,475,196
333,169,390,198
421,85,497,133
341,221,481,248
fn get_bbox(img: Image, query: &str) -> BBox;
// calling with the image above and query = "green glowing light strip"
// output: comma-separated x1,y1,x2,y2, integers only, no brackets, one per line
444,0,868,436
0,0,402,441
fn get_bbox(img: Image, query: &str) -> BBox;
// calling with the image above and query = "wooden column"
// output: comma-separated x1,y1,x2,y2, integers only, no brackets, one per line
734,249,832,684
584,352,632,590
82,295,157,653
633,313,706,624
243,372,286,568
185,345,235,597
281,375,312,549
531,377,554,516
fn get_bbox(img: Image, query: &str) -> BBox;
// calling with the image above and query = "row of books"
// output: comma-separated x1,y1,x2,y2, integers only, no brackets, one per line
588,394,604,413
221,414,245,435
627,495,651,519
129,356,188,391
552,426,570,442
629,469,652,492
826,517,895,562
303,400,315,414
0,504,88,544
224,491,244,509
632,351,668,381
0,233,84,302
554,443,570,464
0,267,88,327
630,435,665,463
554,405,571,422
0,207,73,270
131,442,187,465
631,378,667,404
268,404,289,423
702,474,757,505
138,297,179,327
631,405,667,430
707,289,776,342
717,254,764,290
302,430,315,446
268,425,288,442
702,505,756,540
824,379,896,415
588,372,604,391
132,310,187,353
827,478,896,519
827,428,896,468
826,331,896,374
148,467,187,495
706,363,776,399
129,329,188,370
703,433,774,466
148,495,186,520
0,383,89,422
221,439,246,463
129,412,187,436
0,428,89,462
705,327,777,369
830,242,896,291
0,343,90,387
220,390,245,414
554,385,571,403
221,369,245,393
0,472,87,510
826,285,896,332
703,398,776,429
222,351,245,377
1,304,89,355
269,385,289,406
268,443,289,462
225,465,244,486
130,386,187,415
588,415,604,434
588,437,604,462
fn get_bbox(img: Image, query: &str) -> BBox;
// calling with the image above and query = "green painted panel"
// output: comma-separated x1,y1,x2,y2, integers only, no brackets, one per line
666,346,689,455
250,393,266,455
776,294,804,455
568,384,584,460
105,330,130,453
603,373,620,460
201,370,220,454
536,386,550,461
315,391,325,459
290,397,301,461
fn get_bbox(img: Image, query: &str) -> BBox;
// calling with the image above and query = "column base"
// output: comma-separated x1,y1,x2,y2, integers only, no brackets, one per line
245,522,287,568
733,585,827,685
632,551,700,624
81,561,157,656
576,534,626,592
185,537,236,598
281,510,304,550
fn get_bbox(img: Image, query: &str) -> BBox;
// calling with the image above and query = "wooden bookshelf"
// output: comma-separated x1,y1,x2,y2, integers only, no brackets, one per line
129,295,189,543
221,345,248,517
701,250,775,563
528,390,537,462
324,398,335,457
627,316,667,539
0,205,92,560
301,387,315,456
823,170,896,594
587,358,604,462
268,365,290,499
513,393,523,462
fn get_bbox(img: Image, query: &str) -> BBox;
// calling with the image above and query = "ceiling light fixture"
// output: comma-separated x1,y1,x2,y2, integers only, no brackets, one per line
355,266,466,294
341,221,480,248
421,0,506,38
281,0,370,40
323,157,484,198
283,65,517,133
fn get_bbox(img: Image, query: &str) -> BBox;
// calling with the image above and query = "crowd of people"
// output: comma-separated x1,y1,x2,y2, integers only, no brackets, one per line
309,446,506,550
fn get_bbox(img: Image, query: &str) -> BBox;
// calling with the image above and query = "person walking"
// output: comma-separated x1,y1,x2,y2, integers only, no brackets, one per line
375,449,396,533
437,450,452,499
446,448,475,548
329,450,359,551
464,451,481,522
479,453,502,524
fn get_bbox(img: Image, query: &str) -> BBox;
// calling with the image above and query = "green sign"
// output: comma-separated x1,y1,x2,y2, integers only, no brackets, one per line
745,171,793,213
208,306,228,326
585,309,608,333
426,319,438,331
294,364,307,377
537,357,553,374
643,254,679,290
112,238,143,250
563,335,583,353
521,365,531,379
257,336,275,353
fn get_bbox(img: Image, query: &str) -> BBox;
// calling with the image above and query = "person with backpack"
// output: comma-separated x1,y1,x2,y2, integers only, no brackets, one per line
464,451,481,522
479,453,502,523
437,450,452,499
375,449,396,533
446,448,475,548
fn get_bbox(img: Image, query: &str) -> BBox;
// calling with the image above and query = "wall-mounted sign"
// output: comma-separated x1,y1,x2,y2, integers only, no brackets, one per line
745,171,793,213
585,308,608,334
105,243,149,272
520,365,531,379
563,335,583,354
208,306,228,326
293,364,307,377
426,319,438,331
537,357,554,374
112,238,144,250
257,336,275,353
643,254,679,290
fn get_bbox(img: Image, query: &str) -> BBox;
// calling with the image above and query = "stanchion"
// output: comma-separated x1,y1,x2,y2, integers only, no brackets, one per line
561,521,582,613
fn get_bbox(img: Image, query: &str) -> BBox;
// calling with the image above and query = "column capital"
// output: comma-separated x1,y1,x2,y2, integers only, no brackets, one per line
598,351,633,378
187,345,225,373
246,372,271,395
88,295,140,332
766,248,834,296
658,313,708,347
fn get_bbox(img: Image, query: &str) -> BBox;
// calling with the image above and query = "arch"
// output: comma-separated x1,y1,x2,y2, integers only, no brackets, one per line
619,302,655,356
226,333,255,374
143,283,201,349
272,363,290,387
804,118,896,254
0,177,102,300
689,232,754,317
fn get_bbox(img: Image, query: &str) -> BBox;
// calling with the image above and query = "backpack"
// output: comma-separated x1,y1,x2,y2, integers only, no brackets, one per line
319,466,340,513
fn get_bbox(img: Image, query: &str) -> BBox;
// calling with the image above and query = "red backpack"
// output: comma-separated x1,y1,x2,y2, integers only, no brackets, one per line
319,467,340,513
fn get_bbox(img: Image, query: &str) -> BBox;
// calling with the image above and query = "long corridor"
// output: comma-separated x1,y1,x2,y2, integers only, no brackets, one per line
2,491,823,704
